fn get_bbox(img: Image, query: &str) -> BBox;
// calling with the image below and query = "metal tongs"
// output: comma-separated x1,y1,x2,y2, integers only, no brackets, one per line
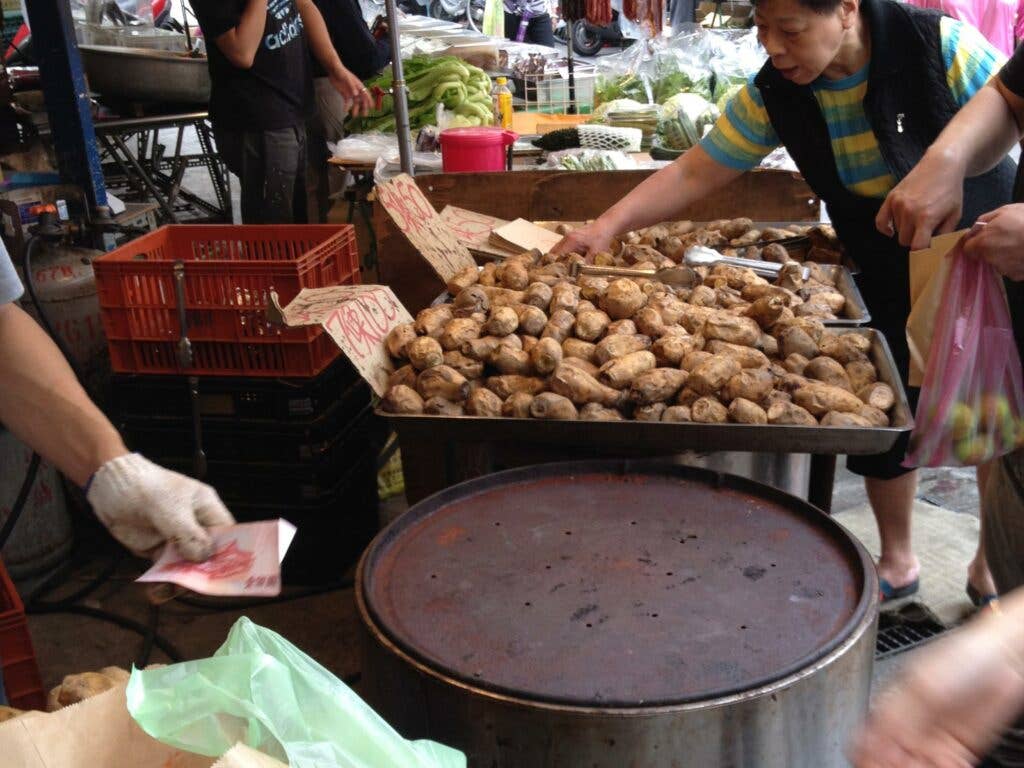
569,261,701,288
569,247,809,286
683,246,811,280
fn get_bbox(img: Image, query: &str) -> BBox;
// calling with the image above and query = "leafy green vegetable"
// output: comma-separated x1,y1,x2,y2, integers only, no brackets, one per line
347,56,494,133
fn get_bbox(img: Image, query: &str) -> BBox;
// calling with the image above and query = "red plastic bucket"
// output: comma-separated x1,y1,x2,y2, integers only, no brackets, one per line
440,127,518,173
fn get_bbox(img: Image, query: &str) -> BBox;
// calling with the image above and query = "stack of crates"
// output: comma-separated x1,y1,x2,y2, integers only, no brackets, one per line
0,557,44,710
94,225,382,584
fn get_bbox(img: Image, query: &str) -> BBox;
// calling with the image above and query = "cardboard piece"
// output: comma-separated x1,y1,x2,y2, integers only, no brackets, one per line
490,218,563,254
439,206,517,260
0,684,213,768
906,230,966,387
269,285,413,397
375,174,475,282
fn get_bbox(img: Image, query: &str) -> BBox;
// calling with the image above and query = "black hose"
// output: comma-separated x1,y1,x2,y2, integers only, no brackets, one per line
174,577,355,612
0,234,86,551
27,603,184,662
0,450,39,551
21,235,86,385
24,553,125,608
136,603,160,668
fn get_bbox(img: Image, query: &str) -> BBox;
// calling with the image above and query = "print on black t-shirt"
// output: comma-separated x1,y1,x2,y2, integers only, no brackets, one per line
191,0,315,131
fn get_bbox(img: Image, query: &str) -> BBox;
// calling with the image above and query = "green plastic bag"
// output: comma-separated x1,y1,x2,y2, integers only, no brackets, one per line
482,0,503,38
126,617,466,768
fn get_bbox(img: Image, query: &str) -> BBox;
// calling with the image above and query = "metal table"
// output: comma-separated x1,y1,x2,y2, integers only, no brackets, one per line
94,110,231,223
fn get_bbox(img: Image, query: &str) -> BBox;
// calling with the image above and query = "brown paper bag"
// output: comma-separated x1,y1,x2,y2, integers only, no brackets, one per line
0,684,213,768
906,230,966,387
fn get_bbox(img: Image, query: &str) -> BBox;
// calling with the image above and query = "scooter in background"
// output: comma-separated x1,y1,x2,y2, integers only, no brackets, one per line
553,0,632,57
426,0,486,28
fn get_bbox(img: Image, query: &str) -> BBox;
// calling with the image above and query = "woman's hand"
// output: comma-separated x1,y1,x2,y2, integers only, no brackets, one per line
962,205,1024,281
551,218,618,258
850,608,1024,768
875,146,966,251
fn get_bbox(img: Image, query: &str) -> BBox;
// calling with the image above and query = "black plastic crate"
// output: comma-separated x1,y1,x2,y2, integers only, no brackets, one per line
156,408,386,506
118,377,372,463
110,356,362,422
231,457,380,585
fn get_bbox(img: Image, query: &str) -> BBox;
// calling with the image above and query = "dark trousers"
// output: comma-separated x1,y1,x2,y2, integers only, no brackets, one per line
504,11,555,46
214,124,308,224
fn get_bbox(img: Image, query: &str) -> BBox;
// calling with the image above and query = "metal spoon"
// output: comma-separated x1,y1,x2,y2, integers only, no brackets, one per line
683,246,810,280
569,261,700,288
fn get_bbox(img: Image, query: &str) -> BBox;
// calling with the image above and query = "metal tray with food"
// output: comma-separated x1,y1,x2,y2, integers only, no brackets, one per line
526,219,866,325
378,328,913,457
456,258,869,327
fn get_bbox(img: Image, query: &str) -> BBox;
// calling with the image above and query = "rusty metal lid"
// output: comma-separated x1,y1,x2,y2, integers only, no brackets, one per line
361,460,873,708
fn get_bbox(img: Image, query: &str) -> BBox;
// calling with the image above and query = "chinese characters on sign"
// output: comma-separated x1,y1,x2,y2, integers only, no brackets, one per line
376,174,475,281
273,285,413,396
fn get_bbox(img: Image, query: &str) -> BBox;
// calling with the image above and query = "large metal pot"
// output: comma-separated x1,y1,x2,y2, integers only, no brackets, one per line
78,45,210,104
357,460,878,767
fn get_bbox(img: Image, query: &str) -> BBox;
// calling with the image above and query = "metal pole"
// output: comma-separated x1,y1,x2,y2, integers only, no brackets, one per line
566,19,577,115
384,0,414,175
26,0,108,211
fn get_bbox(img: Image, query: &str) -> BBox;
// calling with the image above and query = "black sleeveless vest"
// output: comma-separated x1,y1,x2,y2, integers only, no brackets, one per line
753,0,1017,372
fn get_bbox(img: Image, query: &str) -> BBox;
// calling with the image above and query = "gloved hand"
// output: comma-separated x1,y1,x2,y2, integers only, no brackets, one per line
86,453,235,562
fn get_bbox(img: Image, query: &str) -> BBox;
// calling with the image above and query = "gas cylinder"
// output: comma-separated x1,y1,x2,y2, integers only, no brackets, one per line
19,240,109,397
0,429,73,580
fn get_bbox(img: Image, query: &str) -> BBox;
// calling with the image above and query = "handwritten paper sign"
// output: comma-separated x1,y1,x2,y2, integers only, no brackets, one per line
440,206,519,259
376,174,475,282
271,285,413,396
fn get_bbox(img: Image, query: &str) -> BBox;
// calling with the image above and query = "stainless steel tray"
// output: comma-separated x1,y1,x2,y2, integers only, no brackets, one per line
820,264,871,326
378,328,913,456
496,220,868,326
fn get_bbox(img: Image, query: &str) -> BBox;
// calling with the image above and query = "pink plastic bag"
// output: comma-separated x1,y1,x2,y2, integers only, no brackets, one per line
905,238,1024,467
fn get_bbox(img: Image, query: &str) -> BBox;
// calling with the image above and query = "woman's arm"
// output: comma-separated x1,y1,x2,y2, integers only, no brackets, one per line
552,145,745,256
876,82,1023,250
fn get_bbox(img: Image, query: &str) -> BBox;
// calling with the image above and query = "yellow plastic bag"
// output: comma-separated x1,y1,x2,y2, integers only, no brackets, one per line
127,618,465,768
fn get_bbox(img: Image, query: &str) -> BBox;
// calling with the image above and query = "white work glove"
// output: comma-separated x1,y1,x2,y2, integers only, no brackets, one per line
86,453,235,562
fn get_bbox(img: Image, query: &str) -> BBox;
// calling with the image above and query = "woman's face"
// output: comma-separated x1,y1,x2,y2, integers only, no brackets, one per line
754,0,858,84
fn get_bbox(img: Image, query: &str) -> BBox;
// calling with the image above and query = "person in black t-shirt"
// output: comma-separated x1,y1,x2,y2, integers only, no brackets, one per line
312,0,390,141
306,0,392,221
853,45,1024,768
189,0,372,223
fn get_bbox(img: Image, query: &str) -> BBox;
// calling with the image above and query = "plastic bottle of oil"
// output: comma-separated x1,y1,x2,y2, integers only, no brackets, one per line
493,76,513,130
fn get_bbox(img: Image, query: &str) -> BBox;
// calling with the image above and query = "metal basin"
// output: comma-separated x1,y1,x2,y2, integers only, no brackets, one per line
358,460,879,767
78,45,210,104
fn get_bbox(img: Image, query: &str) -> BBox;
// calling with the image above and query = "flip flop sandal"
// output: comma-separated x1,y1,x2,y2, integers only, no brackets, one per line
966,581,999,608
879,577,919,603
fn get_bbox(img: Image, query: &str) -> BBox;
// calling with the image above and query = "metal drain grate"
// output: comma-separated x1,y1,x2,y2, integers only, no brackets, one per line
875,603,948,660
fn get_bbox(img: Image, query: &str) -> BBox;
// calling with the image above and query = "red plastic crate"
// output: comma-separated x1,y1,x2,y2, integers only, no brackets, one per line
0,559,45,711
93,225,360,377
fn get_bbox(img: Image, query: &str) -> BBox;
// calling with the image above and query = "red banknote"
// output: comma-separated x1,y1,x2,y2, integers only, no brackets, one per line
137,519,297,597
